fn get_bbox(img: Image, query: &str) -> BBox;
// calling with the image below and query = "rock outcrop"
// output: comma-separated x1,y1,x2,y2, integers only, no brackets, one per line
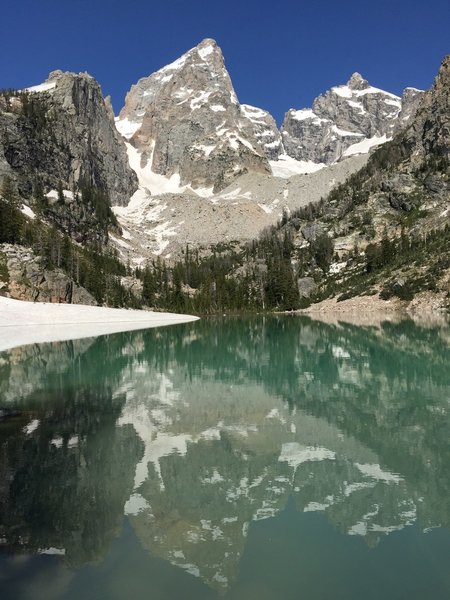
0,243,96,304
0,70,137,206
403,55,450,162
240,104,284,160
393,87,425,134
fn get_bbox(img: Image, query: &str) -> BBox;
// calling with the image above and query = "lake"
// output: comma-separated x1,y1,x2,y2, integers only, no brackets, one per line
0,315,449,599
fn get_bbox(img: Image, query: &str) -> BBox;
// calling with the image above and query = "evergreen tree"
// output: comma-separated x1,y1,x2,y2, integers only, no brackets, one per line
0,176,24,244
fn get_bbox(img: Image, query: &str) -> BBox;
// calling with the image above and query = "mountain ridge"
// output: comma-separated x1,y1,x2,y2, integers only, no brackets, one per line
116,38,424,193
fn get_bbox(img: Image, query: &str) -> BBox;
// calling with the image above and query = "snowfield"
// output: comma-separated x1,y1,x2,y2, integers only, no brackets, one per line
0,297,198,352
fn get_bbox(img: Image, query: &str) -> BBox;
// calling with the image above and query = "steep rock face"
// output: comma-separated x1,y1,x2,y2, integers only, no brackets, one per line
281,73,407,165
393,87,425,135
240,104,284,160
403,55,450,161
117,39,271,193
0,70,137,206
0,243,96,304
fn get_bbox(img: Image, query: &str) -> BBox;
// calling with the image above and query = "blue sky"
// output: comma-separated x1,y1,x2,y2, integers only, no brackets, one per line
1,0,449,124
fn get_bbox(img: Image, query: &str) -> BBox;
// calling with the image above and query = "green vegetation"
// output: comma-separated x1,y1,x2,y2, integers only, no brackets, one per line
0,177,25,244
0,177,137,307
327,225,450,304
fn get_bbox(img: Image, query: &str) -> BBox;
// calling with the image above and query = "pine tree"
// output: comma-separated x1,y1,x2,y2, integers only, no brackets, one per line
57,180,65,205
0,176,24,243
142,267,156,306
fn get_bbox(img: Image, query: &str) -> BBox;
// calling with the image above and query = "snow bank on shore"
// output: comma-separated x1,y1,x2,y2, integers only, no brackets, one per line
0,297,199,352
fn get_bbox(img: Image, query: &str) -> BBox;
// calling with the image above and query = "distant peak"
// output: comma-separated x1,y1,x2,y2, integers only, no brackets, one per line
347,72,369,90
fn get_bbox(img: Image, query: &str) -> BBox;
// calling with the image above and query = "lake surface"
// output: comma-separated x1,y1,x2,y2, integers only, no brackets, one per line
0,316,449,599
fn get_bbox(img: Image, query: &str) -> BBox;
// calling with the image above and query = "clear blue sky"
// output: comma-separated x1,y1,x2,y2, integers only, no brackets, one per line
1,0,449,124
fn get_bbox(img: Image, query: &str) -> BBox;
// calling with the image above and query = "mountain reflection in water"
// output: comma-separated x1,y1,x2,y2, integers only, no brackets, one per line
0,316,449,598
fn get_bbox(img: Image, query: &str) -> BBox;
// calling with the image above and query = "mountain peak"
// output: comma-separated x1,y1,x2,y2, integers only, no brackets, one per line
194,38,222,61
116,37,270,192
196,38,219,50
347,72,369,90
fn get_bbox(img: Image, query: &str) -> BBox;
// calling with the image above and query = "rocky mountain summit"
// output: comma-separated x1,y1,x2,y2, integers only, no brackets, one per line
117,39,270,194
393,87,425,134
281,72,424,165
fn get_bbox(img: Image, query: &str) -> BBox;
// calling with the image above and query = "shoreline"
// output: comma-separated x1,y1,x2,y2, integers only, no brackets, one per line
296,293,449,327
0,297,199,352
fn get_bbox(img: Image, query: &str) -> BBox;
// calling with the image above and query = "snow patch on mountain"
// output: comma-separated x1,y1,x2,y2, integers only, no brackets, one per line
115,117,141,140
25,81,57,93
270,155,325,178
343,135,390,157
126,142,186,196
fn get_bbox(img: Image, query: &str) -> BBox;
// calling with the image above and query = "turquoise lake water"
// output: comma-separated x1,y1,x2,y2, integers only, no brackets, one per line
0,316,449,599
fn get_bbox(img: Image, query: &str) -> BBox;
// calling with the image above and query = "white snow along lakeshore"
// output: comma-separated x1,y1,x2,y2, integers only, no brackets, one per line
0,297,199,352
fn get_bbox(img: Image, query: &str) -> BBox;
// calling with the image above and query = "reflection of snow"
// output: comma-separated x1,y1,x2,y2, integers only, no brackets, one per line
355,463,403,483
254,507,277,521
278,443,336,469
348,500,416,537
332,345,350,359
348,521,368,536
213,573,228,585
114,357,420,588
222,516,238,524
265,408,287,424
118,372,186,490
38,547,65,555
199,427,221,441
304,496,335,512
201,469,225,484
344,481,376,496
180,563,200,577
23,419,39,435
304,502,329,512
68,435,78,448
125,493,152,516
200,520,224,540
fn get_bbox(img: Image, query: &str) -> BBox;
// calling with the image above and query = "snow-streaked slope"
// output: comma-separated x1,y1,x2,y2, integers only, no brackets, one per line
126,142,186,196
111,155,368,262
241,103,283,160
342,134,390,157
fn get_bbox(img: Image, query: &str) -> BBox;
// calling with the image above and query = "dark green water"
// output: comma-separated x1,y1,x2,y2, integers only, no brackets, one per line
0,316,449,599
